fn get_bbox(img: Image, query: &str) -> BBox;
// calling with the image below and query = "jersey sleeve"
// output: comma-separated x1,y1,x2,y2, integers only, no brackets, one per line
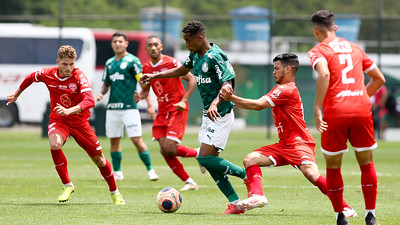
77,73,95,111
102,66,109,82
183,53,194,69
210,54,236,84
361,50,376,72
264,85,293,107
131,59,142,82
308,47,327,70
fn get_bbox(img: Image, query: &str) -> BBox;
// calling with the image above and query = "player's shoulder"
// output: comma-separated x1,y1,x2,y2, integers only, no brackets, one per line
125,53,141,63
105,56,115,65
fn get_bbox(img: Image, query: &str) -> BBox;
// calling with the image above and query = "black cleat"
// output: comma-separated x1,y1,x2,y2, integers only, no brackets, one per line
365,212,378,225
337,212,349,225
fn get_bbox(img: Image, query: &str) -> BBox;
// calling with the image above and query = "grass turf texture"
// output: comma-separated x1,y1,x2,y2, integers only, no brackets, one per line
0,128,399,225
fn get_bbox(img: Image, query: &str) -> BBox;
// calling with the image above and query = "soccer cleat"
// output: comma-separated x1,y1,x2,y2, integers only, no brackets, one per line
111,191,125,205
58,184,74,202
365,212,378,225
336,212,349,225
220,203,245,214
179,182,199,191
343,207,358,218
147,169,159,181
237,195,268,211
114,171,124,181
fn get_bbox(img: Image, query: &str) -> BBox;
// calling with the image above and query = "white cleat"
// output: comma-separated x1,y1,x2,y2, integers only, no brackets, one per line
114,171,124,181
179,182,199,191
147,169,159,181
343,207,358,217
237,195,268,211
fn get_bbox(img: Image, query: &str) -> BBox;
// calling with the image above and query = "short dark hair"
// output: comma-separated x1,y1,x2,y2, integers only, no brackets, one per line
273,53,299,74
182,20,206,36
146,35,160,43
112,32,127,41
311,10,335,31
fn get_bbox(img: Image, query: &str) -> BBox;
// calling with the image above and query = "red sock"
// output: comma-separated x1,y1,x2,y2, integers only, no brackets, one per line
99,160,117,192
245,165,264,196
176,145,197,158
326,168,344,212
164,155,190,182
51,149,71,184
315,175,350,209
361,163,378,210
243,178,252,197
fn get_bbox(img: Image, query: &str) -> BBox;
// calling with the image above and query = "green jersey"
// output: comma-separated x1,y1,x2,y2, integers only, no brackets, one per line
183,43,235,117
103,53,142,110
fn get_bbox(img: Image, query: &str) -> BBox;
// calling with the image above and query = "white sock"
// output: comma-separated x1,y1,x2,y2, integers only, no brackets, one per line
110,188,119,194
64,182,73,186
365,209,376,218
230,200,240,205
184,177,196,185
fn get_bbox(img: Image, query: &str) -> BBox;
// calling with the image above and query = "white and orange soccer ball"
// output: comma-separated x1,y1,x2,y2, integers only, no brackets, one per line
156,187,182,213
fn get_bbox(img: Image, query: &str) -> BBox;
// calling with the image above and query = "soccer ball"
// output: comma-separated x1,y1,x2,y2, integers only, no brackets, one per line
156,187,182,213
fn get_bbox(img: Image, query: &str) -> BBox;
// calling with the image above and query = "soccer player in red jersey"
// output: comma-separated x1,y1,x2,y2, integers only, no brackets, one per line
220,53,356,216
309,10,385,225
135,35,200,191
7,45,125,205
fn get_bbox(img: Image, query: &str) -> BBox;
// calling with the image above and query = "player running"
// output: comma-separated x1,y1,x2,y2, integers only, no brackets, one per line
220,53,356,217
141,21,247,214
96,32,159,182
135,35,199,191
7,45,125,205
309,10,385,225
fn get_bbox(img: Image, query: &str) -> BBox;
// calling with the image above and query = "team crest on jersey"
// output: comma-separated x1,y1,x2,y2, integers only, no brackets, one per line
60,94,72,107
69,83,77,92
120,61,128,70
202,62,209,73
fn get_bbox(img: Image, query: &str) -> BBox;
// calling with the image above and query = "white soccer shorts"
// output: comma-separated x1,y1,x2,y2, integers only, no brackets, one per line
105,109,142,138
198,111,234,150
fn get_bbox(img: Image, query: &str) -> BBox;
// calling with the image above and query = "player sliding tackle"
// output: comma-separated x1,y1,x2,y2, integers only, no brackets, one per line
219,53,356,217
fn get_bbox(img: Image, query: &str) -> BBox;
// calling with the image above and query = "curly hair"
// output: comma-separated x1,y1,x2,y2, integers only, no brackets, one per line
58,45,77,60
182,20,206,36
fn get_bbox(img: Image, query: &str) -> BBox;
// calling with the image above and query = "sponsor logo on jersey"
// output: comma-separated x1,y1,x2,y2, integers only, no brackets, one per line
270,89,281,99
202,62,209,73
195,75,212,85
58,85,68,90
107,103,124,109
336,90,363,97
68,83,77,92
120,61,128,70
109,72,125,82
215,65,222,79
329,39,352,53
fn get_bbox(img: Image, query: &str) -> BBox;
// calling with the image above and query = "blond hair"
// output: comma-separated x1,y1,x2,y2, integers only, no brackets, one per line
58,45,77,59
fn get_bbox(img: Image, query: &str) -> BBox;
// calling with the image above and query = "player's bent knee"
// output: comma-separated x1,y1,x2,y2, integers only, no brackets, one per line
92,154,107,167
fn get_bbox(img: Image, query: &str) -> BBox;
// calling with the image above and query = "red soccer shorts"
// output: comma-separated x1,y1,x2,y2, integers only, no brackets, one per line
254,142,317,168
152,110,188,143
48,120,103,157
321,116,376,155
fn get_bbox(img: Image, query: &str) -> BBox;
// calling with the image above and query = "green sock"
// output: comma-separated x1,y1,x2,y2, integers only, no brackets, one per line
139,150,152,170
110,151,122,171
208,169,240,202
197,155,246,179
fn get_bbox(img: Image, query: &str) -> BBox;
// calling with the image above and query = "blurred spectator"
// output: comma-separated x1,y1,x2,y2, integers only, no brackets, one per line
371,85,388,139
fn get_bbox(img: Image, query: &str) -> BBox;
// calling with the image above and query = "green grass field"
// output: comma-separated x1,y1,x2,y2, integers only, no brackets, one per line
0,127,399,225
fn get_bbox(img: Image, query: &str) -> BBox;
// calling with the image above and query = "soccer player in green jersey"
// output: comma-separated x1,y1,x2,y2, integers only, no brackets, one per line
96,32,159,181
141,21,247,214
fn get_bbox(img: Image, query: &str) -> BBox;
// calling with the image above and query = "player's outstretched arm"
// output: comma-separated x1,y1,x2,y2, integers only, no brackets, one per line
174,72,196,111
220,86,270,111
7,88,22,106
141,66,191,84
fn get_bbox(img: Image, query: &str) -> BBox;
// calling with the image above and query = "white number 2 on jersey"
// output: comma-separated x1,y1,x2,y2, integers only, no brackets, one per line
338,54,355,84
